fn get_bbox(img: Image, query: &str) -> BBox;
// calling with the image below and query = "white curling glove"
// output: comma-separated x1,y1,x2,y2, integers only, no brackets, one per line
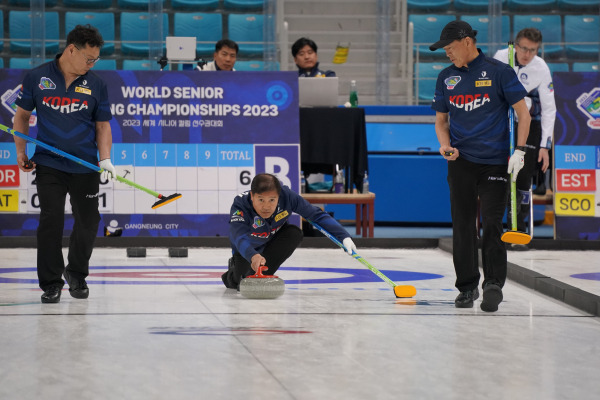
507,149,525,182
342,237,357,255
99,158,117,182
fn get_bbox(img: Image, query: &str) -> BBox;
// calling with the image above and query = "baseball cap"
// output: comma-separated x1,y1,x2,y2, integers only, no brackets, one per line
429,20,478,51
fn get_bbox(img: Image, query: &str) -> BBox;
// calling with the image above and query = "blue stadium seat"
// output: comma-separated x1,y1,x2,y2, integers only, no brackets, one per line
63,0,112,8
572,62,599,72
228,14,265,57
93,59,117,70
0,11,3,53
122,59,155,70
172,0,219,10
507,0,558,11
224,0,264,10
9,11,59,54
406,0,451,11
9,58,53,69
0,58,3,68
118,0,166,9
547,62,569,75
9,0,57,6
174,13,222,57
557,0,600,10
565,15,599,59
460,15,510,55
120,12,169,56
65,12,115,55
513,15,563,58
409,14,456,59
455,0,507,11
415,62,447,104
234,60,265,71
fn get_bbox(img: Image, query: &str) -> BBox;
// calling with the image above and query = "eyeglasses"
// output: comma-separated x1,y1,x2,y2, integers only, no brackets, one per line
516,43,538,54
73,45,101,64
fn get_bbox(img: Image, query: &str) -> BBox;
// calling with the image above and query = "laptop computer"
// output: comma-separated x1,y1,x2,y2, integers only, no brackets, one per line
166,36,197,61
298,77,339,107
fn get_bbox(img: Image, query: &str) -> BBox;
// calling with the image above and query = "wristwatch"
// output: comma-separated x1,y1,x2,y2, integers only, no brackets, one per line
516,145,527,152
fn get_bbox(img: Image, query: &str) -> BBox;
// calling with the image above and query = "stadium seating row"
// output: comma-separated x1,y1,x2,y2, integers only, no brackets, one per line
6,0,263,11
2,11,265,57
407,0,600,12
410,14,600,59
415,61,599,104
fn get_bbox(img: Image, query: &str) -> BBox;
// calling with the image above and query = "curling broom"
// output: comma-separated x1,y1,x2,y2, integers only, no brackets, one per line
307,219,416,298
0,123,181,209
501,42,532,245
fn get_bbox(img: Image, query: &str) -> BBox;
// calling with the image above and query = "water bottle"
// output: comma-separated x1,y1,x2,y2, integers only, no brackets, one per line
334,169,345,193
300,172,306,193
349,80,358,107
362,171,369,193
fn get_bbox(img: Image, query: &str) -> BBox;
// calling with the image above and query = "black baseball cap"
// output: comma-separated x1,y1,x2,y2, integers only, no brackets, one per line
429,20,477,51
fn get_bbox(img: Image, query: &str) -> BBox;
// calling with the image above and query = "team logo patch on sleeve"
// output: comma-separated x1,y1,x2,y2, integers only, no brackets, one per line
75,87,92,95
230,209,244,222
252,217,264,229
444,76,461,90
274,210,289,222
38,77,56,90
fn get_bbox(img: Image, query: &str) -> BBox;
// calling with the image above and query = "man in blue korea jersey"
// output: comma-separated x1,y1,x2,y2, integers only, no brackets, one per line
292,37,336,78
223,173,357,289
13,24,116,304
430,21,531,312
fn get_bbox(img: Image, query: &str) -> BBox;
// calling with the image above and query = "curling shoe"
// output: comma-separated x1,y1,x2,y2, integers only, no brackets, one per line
455,288,479,308
480,284,503,312
63,269,89,299
41,286,62,303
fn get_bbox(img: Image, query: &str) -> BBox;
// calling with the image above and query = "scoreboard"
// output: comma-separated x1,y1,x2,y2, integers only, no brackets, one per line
0,70,300,237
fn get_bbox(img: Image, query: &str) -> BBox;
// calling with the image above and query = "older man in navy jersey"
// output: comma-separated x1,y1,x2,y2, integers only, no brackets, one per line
13,24,116,303
430,21,531,312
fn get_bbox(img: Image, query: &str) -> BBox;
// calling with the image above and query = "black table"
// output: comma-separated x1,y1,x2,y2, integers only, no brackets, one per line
299,107,368,192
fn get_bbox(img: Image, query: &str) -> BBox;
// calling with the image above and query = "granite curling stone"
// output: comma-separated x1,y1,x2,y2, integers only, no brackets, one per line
239,266,285,299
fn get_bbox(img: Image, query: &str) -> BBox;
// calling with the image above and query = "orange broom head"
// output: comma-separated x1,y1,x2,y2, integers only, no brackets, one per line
394,285,417,298
501,230,532,245
151,193,182,209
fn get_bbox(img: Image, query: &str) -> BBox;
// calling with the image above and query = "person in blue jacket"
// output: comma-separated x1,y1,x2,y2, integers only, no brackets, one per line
222,173,357,289
292,37,336,77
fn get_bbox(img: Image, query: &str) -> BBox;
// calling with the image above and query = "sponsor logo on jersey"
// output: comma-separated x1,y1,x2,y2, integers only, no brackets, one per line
252,216,264,229
519,72,529,85
42,96,89,113
38,77,56,90
449,93,491,111
481,71,487,78
75,87,92,95
274,210,289,222
476,80,492,87
444,76,461,90
230,209,244,223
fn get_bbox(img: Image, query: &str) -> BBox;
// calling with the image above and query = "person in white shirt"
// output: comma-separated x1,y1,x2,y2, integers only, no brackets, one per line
197,39,238,71
494,28,556,234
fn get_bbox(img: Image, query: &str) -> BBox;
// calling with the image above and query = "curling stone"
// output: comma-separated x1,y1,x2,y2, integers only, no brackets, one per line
239,266,285,299
168,247,188,258
126,247,146,258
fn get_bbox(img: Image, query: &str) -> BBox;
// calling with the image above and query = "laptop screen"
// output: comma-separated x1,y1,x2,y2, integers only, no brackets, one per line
298,77,339,107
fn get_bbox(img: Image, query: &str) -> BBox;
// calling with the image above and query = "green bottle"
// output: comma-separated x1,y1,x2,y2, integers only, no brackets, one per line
349,80,358,107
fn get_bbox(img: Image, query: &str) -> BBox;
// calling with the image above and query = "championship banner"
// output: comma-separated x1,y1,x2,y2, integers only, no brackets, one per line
553,71,600,240
0,69,300,237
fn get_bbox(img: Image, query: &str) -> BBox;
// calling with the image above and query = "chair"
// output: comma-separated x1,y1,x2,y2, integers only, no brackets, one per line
93,59,117,70
409,14,456,59
174,13,223,57
0,58,3,68
9,0,57,6
460,15,510,55
406,0,451,11
172,0,219,10
118,0,166,9
122,59,154,70
415,62,448,104
9,11,59,54
224,0,264,10
228,14,265,57
564,15,599,59
557,0,600,10
65,12,115,55
63,0,113,8
572,62,599,72
9,57,52,69
120,12,169,56
547,62,569,75
455,0,507,10
513,15,563,58
234,60,265,71
507,0,558,11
